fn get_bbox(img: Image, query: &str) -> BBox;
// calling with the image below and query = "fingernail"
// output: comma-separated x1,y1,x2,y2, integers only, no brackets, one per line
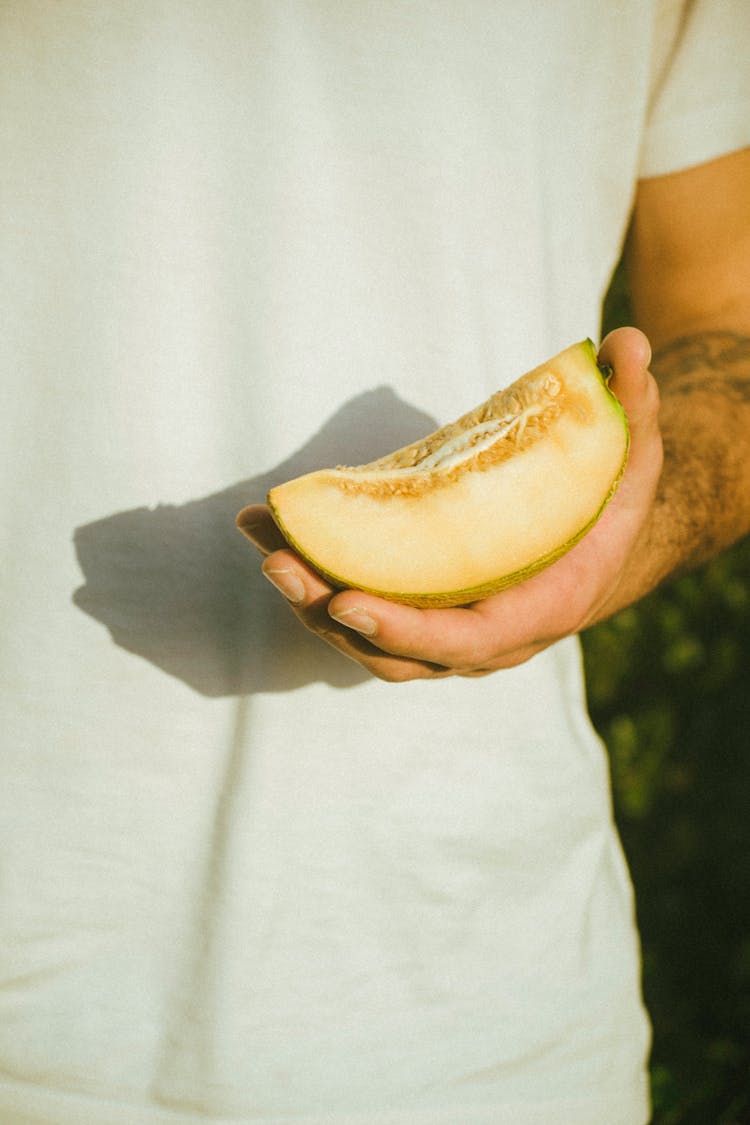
236,506,262,531
263,566,305,604
237,517,259,535
330,607,377,637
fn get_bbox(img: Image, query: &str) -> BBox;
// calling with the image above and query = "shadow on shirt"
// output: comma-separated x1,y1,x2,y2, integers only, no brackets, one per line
73,388,437,697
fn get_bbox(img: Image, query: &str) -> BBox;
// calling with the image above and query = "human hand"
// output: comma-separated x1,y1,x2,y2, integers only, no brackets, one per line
237,327,662,681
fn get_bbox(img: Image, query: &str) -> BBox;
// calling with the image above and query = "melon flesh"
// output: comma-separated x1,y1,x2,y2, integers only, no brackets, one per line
260,339,629,607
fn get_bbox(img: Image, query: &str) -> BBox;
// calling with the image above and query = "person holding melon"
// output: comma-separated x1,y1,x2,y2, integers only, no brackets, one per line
2,3,749,1125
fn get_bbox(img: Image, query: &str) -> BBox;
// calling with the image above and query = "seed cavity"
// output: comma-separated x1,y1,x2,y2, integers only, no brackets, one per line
415,395,556,471
335,369,565,498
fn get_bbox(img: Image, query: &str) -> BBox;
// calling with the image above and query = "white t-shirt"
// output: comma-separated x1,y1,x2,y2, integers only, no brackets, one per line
1,3,748,1123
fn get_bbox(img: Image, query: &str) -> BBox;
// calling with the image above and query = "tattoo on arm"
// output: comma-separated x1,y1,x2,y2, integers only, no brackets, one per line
650,331,750,568
652,331,750,401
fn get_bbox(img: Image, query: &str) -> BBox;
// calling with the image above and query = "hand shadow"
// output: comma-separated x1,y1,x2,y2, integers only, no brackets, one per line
73,388,437,698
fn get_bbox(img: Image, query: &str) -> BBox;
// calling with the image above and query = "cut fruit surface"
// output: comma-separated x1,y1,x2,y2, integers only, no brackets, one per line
253,339,629,607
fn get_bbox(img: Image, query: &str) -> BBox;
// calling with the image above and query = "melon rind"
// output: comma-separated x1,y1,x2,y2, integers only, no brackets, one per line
259,339,629,607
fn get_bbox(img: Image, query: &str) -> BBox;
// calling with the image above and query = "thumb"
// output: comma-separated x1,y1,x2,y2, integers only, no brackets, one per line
597,326,663,511
598,326,657,430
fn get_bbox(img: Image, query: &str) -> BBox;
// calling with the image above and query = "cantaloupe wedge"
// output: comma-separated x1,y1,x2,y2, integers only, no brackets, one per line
255,339,629,607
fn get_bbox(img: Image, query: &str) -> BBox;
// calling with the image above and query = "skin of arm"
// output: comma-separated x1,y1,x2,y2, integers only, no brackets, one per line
619,147,750,598
239,147,750,681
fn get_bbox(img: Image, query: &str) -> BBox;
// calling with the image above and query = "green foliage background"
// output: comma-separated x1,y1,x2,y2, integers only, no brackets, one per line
583,275,750,1122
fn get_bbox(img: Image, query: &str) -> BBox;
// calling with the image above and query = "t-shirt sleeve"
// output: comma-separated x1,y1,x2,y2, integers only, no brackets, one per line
639,0,750,178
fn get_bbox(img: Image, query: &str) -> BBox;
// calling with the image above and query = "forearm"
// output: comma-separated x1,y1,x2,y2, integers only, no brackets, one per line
615,147,750,614
617,329,750,608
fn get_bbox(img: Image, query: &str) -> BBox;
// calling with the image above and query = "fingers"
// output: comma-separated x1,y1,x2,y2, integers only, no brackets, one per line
329,596,487,667
236,504,289,555
236,504,500,676
327,594,495,667
327,564,583,671
248,540,453,680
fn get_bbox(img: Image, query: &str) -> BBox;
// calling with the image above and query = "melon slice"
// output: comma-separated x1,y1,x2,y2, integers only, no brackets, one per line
258,339,629,607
